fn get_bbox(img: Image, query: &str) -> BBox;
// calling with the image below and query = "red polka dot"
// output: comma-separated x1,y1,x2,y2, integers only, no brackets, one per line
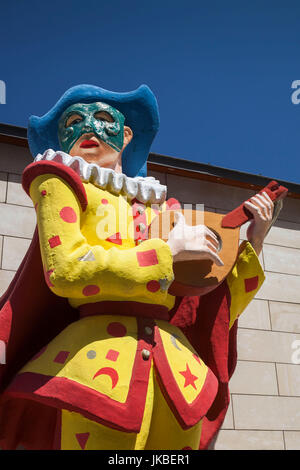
166,198,181,210
82,285,100,296
59,206,77,223
146,280,160,293
101,198,108,205
107,322,127,337
41,190,47,196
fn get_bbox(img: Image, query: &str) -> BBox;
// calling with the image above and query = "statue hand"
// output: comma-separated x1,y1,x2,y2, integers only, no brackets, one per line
244,191,274,255
166,212,224,266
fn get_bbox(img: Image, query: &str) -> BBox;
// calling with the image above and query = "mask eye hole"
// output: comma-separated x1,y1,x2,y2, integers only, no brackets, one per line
65,113,83,128
94,111,114,123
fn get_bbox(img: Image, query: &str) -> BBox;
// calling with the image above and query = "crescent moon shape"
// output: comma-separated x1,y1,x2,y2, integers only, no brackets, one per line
93,367,119,389
170,334,182,351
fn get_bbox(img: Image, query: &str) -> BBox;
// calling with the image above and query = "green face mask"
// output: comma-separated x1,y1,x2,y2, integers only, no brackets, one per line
58,102,125,154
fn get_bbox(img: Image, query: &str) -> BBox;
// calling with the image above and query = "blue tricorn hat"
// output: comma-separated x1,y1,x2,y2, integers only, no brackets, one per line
27,84,160,178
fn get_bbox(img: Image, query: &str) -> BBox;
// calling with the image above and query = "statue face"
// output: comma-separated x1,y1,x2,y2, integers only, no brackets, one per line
58,102,126,155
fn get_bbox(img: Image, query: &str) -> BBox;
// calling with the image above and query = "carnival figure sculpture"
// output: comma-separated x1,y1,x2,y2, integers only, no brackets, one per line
0,84,282,450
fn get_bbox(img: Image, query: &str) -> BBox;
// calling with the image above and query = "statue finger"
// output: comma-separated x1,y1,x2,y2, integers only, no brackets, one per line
244,201,267,221
250,195,269,218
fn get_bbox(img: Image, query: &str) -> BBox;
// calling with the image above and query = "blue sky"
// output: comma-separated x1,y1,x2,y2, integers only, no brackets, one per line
0,0,299,183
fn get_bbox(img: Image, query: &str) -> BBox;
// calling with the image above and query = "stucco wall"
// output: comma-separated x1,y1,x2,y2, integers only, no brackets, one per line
0,142,299,450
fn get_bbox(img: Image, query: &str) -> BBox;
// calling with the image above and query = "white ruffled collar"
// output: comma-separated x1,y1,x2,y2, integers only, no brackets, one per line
34,149,167,205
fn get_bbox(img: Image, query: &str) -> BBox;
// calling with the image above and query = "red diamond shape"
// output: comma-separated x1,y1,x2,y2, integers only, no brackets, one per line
53,351,70,364
106,349,119,362
244,276,259,293
48,235,62,248
136,249,158,267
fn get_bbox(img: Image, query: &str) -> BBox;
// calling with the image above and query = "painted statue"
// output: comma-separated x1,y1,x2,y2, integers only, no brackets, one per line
0,84,286,450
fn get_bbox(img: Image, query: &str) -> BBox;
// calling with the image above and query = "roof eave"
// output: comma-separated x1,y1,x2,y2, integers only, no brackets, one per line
0,122,299,198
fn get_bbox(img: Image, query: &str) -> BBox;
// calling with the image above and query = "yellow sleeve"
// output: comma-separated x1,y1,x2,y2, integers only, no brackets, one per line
227,240,265,329
30,174,174,300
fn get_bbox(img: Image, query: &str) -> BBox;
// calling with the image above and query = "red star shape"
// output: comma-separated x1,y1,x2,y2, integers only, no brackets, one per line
179,363,198,390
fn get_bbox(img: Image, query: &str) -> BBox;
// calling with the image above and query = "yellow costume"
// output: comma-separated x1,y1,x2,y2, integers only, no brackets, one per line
8,153,264,450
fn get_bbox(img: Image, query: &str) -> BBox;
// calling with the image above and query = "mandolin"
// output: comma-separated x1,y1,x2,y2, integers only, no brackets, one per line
148,181,288,296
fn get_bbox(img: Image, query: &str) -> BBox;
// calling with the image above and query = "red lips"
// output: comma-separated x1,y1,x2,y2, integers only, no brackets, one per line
80,140,99,148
